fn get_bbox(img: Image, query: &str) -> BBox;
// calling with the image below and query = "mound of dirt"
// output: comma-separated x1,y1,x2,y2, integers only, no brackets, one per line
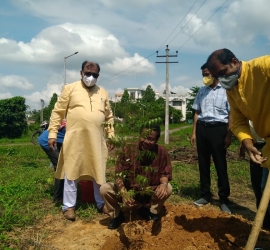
101,204,270,250
10,203,269,250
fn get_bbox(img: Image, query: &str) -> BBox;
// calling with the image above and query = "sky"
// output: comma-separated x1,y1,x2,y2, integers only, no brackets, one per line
0,0,270,110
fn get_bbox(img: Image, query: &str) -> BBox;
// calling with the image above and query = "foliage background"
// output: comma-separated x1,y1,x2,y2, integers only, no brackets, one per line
0,96,27,139
112,85,183,133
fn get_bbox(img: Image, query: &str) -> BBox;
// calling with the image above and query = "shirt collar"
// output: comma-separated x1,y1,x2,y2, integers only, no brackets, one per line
206,83,222,90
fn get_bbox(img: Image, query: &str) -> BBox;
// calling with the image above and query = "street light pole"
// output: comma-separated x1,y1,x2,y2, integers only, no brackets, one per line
64,52,79,85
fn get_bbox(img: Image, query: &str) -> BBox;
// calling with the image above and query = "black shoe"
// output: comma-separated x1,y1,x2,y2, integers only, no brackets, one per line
138,206,160,222
108,211,125,229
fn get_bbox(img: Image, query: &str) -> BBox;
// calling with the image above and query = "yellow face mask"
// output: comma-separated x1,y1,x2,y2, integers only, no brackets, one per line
203,76,213,86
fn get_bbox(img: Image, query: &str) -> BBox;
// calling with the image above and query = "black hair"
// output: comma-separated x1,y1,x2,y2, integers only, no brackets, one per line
81,61,101,73
140,125,161,141
200,63,208,70
206,48,238,69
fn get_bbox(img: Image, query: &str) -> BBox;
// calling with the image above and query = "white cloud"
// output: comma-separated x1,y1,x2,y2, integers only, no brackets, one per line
0,23,128,68
104,53,155,76
24,73,63,109
179,0,270,49
0,75,33,90
2,0,270,109
0,92,12,100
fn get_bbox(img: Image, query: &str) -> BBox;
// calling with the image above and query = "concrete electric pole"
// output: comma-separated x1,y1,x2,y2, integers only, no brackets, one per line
156,45,178,144
40,99,45,122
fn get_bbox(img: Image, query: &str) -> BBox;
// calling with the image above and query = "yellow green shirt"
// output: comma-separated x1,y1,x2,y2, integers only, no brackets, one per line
226,56,270,168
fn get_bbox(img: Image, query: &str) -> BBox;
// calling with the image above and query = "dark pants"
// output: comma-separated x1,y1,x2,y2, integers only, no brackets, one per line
196,123,230,203
250,142,270,228
41,143,64,201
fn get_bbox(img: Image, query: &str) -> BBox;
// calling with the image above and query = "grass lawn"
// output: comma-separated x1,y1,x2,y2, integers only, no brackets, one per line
0,127,251,249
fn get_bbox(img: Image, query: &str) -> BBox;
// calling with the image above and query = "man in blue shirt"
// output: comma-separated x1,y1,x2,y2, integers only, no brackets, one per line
38,124,65,203
190,63,232,213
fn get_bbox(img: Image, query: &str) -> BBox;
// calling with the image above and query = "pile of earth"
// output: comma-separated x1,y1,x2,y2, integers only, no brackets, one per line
9,203,270,250
101,204,270,250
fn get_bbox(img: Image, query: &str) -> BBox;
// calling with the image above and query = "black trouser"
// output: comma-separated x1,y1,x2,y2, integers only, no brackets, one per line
196,123,230,203
41,143,64,201
250,142,270,228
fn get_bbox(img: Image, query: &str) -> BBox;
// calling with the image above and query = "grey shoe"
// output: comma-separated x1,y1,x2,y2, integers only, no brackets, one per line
194,198,209,207
220,203,231,214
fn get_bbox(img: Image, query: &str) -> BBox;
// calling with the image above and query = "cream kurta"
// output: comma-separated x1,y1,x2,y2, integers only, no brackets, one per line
48,81,114,184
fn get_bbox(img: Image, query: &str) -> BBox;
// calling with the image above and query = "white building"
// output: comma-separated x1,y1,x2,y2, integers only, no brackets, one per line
114,88,188,121
163,91,188,121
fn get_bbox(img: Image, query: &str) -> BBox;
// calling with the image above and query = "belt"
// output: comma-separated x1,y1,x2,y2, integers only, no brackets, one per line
197,120,227,127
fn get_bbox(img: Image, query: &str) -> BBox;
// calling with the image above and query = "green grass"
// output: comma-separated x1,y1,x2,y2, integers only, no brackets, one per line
0,130,34,144
0,127,250,249
162,129,250,204
0,144,98,249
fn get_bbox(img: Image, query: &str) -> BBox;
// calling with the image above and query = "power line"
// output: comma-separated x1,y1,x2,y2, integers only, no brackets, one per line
98,51,157,84
176,0,229,51
100,0,228,85
157,0,198,51
167,0,206,45
100,1,199,85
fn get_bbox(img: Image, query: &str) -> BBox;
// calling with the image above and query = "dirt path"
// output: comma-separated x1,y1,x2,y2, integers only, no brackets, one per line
161,125,192,135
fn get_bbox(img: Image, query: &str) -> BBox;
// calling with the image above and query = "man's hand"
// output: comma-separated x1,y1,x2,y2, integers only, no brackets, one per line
238,143,246,160
48,138,57,151
190,134,196,147
243,138,268,164
156,183,168,200
121,191,136,208
224,134,232,148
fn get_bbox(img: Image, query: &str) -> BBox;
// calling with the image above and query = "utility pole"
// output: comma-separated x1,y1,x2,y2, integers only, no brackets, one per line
156,45,178,144
40,99,45,122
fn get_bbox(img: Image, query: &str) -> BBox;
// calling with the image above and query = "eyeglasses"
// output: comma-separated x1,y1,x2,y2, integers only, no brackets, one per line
84,72,99,79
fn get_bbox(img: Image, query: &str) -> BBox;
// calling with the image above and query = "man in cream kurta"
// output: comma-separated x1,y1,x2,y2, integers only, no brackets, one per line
48,61,114,220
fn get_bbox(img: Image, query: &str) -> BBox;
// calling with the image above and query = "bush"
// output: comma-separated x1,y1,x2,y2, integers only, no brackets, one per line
0,97,27,138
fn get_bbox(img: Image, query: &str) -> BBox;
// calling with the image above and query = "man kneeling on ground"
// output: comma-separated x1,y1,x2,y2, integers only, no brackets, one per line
100,125,172,229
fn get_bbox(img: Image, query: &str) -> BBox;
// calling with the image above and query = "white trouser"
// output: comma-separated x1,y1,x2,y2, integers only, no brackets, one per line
62,176,104,211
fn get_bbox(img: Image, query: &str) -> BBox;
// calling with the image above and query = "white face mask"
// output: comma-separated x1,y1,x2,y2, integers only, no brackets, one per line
82,75,97,87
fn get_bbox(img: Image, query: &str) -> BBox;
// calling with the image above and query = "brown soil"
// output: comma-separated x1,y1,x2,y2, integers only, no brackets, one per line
13,203,270,250
101,204,270,250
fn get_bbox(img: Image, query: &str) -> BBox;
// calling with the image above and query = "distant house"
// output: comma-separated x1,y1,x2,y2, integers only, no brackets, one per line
114,88,188,121
164,91,187,121
26,113,36,125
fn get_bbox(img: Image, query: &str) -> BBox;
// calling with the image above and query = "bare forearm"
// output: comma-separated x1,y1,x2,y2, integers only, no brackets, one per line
115,178,126,193
159,177,169,185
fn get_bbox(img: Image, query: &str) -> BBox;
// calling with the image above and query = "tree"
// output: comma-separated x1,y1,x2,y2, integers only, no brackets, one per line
186,86,200,119
32,93,59,123
141,85,156,103
120,90,130,104
0,96,27,138
48,93,58,111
